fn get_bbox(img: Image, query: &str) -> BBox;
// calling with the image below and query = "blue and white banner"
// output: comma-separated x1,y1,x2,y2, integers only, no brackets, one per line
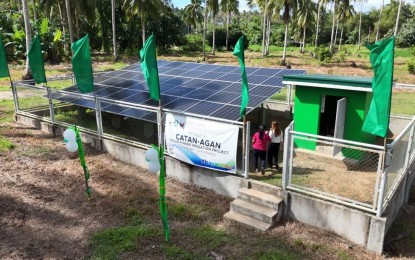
165,113,239,173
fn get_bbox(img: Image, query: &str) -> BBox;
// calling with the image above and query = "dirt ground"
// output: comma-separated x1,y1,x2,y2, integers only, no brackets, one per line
0,121,414,259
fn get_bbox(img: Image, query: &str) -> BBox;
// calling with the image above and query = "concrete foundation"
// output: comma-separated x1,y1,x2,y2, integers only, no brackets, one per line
15,114,415,255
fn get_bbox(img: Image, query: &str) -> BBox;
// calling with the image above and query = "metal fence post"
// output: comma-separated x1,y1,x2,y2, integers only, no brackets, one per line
47,87,55,125
244,121,250,179
282,123,292,190
404,123,415,169
95,96,103,138
11,82,19,113
287,84,292,107
376,148,392,217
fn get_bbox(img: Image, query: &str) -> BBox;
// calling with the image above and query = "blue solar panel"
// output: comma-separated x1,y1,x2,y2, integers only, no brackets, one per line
54,60,306,121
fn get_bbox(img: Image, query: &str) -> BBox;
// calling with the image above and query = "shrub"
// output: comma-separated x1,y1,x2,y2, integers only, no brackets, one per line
315,46,332,62
181,34,203,52
407,59,415,75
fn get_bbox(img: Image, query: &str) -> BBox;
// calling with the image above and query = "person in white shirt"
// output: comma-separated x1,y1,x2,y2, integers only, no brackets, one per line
267,121,283,170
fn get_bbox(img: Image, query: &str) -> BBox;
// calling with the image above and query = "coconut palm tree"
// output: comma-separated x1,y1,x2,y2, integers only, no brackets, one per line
208,0,219,55
182,0,204,34
375,0,384,42
22,0,32,77
329,0,340,53
315,0,330,49
31,0,37,21
337,0,355,51
65,0,74,44
394,0,403,36
111,0,117,60
296,0,317,53
123,0,165,45
220,0,239,51
357,0,367,50
202,0,208,60
277,0,297,65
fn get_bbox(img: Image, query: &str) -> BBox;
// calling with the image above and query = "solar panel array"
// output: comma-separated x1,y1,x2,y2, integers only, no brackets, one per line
53,60,306,121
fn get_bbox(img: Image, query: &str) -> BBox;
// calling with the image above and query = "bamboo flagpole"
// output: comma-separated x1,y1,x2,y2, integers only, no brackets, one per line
140,34,170,242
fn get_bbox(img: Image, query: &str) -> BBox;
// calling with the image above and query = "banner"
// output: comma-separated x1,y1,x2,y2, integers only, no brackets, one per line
165,113,239,173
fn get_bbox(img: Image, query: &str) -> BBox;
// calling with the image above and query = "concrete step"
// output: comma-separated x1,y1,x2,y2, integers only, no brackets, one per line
239,188,283,209
230,198,277,224
247,180,283,197
224,211,271,231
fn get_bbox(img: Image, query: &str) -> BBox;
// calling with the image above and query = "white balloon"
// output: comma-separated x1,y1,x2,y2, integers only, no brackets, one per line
66,141,78,153
63,129,76,142
148,161,161,173
145,148,159,162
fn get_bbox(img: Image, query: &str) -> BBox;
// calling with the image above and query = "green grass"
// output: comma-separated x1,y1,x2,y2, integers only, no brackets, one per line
54,108,97,130
0,136,15,152
0,99,14,124
169,203,200,221
390,90,415,116
162,244,207,260
185,225,230,249
88,225,160,259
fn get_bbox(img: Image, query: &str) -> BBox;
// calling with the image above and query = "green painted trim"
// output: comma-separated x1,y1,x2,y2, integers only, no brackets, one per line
283,74,372,89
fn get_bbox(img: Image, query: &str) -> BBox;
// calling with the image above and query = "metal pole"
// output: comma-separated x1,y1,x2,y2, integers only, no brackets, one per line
282,123,292,190
404,123,415,169
376,148,391,217
46,85,55,125
94,95,102,138
10,80,19,113
244,120,250,179
372,151,384,210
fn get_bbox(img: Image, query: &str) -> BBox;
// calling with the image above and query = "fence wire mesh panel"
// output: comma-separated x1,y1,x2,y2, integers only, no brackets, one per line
391,86,415,117
15,85,50,119
386,131,410,198
289,134,383,207
46,77,74,90
51,91,97,131
101,101,158,146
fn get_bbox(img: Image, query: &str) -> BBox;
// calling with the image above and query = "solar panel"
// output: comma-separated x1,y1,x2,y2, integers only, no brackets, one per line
54,60,306,121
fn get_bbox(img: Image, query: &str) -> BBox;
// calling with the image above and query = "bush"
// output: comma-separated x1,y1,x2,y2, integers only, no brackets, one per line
315,46,332,62
407,59,415,74
181,34,204,52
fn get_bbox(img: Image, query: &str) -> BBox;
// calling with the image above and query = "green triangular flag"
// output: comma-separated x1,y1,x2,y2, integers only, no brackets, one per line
0,34,10,79
28,35,47,84
233,36,249,118
362,36,395,138
140,34,160,102
71,34,94,93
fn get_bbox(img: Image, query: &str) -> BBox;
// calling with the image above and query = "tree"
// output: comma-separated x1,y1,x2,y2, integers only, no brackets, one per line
182,0,204,34
65,0,74,44
277,0,297,65
315,0,330,49
21,0,32,77
112,0,117,59
374,0,384,42
296,0,316,53
394,0,402,36
220,0,239,51
202,0,207,60
337,0,354,50
208,0,219,55
357,0,367,50
123,0,165,45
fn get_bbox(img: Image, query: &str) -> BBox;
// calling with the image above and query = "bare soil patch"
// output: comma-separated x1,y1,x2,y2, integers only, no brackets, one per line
0,122,413,259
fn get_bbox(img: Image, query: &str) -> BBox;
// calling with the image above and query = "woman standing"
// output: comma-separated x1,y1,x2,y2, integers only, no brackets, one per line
268,121,283,170
252,125,271,175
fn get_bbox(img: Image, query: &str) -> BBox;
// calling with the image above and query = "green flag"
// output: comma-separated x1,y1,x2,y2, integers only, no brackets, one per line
71,34,94,93
28,35,47,84
362,37,395,137
140,34,160,101
233,36,249,118
0,34,10,79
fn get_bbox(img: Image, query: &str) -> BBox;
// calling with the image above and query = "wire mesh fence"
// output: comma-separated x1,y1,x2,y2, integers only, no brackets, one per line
288,132,383,209
51,90,98,131
15,84,50,119
100,101,158,146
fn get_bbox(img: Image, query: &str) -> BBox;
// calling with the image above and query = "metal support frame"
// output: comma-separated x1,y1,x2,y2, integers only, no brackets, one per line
47,86,55,125
282,122,293,190
376,148,392,217
95,96,103,138
404,123,415,169
244,121,250,179
11,82,19,113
